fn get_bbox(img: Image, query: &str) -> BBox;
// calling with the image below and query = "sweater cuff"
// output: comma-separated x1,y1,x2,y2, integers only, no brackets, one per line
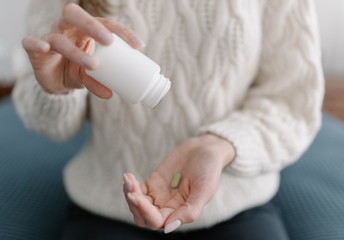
17,78,89,121
13,76,88,141
197,116,270,177
31,80,88,119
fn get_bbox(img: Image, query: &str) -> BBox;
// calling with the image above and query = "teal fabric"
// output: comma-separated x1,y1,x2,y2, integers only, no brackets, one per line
0,97,343,240
272,114,344,240
0,98,90,240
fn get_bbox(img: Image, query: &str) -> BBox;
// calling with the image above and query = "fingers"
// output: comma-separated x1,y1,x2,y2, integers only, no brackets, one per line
79,71,113,99
163,186,208,234
25,3,145,71
23,3,145,97
123,173,147,227
23,34,99,71
99,19,145,49
123,173,164,230
59,3,113,45
123,172,209,234
23,34,112,99
58,3,145,49
43,33,100,70
123,175,145,227
163,203,202,234
22,36,51,54
132,192,165,230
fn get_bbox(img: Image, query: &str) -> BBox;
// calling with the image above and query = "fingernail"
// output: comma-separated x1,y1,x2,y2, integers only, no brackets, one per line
130,36,145,48
36,41,49,51
98,30,114,45
82,56,99,69
127,192,138,206
123,174,133,192
164,220,181,234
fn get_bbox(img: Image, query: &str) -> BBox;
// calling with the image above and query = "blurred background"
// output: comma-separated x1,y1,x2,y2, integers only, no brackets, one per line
0,0,343,119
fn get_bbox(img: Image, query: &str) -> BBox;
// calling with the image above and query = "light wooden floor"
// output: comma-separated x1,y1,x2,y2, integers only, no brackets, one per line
1,77,344,122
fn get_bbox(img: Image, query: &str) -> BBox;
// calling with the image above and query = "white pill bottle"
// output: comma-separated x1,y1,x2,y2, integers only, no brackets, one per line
86,34,171,108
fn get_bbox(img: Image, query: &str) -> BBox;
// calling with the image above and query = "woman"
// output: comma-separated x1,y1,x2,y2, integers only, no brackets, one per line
14,0,324,239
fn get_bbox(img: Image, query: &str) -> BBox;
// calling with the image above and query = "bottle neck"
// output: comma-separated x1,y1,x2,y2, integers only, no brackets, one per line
141,74,171,108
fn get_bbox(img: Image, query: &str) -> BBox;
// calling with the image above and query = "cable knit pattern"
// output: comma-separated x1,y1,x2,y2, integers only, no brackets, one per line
13,0,324,230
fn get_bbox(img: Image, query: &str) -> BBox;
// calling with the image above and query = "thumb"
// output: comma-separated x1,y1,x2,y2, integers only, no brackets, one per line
163,197,204,234
163,177,217,234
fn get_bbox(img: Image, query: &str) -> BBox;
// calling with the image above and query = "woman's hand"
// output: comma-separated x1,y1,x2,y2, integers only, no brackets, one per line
123,134,236,233
22,3,145,98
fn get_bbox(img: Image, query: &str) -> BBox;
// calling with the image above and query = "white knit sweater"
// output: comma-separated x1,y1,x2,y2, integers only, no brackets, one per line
13,0,324,231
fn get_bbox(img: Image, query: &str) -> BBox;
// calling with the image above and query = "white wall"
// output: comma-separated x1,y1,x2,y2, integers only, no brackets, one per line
315,0,344,77
0,0,344,84
0,0,31,85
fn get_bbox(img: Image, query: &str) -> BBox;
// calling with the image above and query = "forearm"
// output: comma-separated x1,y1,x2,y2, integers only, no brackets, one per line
198,0,324,176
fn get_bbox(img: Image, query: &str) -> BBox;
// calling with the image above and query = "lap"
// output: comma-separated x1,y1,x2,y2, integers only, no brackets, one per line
59,202,289,240
188,202,290,240
59,204,159,240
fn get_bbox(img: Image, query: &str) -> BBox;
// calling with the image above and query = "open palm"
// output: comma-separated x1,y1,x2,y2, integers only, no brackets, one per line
123,134,235,233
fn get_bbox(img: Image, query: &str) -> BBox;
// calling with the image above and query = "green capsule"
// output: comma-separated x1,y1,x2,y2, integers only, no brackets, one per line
171,173,182,188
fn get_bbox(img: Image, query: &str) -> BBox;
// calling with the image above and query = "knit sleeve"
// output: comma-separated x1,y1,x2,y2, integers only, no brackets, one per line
198,0,324,176
12,0,88,142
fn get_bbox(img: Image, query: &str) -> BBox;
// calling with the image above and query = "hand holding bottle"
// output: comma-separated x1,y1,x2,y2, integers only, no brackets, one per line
22,3,145,98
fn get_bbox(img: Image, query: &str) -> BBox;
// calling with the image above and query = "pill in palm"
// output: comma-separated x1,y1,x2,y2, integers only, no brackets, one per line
171,173,182,188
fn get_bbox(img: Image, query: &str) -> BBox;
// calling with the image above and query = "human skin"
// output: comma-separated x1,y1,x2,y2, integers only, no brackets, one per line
22,2,236,235
22,3,145,98
123,133,236,234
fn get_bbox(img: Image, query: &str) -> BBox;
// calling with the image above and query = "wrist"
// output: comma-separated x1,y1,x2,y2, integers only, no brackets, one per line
197,133,236,168
34,77,72,96
42,85,71,95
